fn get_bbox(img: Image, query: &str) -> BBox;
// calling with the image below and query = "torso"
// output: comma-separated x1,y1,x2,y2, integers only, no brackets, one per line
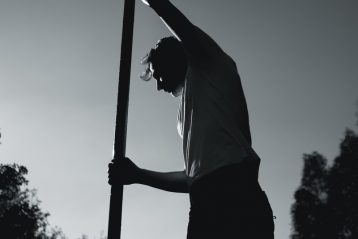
177,28,261,180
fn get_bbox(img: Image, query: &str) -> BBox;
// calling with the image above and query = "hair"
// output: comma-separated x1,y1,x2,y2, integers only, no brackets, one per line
140,36,187,81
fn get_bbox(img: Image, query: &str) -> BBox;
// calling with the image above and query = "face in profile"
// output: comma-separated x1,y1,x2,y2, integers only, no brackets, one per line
141,37,188,97
150,62,185,97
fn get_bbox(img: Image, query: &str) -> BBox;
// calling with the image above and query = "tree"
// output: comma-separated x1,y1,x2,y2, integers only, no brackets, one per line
0,132,106,239
0,163,66,239
327,129,358,238
291,129,358,239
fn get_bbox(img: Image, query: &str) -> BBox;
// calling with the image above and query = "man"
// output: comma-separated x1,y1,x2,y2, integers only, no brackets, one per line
108,0,275,238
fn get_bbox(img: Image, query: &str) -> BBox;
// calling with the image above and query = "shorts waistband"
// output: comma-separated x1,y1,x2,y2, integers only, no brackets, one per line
189,162,261,197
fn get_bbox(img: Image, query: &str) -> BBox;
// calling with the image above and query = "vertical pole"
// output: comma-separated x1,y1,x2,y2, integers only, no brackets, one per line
108,0,135,239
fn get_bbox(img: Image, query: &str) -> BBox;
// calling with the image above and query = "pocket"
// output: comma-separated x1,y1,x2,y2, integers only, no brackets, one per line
260,191,275,232
243,190,274,233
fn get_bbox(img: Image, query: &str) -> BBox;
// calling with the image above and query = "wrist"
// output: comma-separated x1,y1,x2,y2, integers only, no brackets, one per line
135,167,146,184
146,0,166,10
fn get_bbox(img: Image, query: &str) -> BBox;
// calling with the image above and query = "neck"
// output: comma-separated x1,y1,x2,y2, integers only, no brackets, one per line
172,84,184,97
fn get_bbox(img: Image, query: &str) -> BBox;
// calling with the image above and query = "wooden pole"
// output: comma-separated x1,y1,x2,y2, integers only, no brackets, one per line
108,0,135,238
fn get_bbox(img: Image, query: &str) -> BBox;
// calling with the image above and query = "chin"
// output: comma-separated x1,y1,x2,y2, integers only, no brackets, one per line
171,90,182,97
170,86,183,97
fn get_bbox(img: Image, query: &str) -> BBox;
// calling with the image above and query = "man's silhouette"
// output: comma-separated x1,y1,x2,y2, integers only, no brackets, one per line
108,1,274,238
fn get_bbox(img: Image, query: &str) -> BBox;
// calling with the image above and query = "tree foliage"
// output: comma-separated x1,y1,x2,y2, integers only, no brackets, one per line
291,129,358,239
0,163,66,239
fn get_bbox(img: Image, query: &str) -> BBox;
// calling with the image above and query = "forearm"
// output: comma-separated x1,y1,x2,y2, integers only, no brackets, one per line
146,0,195,45
138,169,189,193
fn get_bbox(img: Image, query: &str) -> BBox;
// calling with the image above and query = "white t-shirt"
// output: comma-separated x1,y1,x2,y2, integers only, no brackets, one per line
177,27,261,180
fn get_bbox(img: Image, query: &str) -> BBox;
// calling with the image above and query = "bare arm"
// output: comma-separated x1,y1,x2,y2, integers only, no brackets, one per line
139,169,189,193
108,157,189,193
142,0,198,52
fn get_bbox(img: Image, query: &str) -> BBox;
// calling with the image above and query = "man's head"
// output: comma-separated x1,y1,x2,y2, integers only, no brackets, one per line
141,36,187,97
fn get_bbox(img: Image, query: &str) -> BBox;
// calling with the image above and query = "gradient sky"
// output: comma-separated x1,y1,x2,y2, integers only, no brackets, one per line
1,0,357,238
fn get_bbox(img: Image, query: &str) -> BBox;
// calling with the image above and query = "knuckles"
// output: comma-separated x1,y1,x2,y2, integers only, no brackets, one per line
107,157,135,186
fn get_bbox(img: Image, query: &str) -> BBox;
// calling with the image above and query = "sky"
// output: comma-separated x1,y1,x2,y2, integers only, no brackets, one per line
0,0,357,238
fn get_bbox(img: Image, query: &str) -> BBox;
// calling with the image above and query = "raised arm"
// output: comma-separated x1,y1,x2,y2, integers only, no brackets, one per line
141,0,199,52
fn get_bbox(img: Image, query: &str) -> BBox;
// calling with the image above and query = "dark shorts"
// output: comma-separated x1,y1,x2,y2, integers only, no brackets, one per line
187,163,274,239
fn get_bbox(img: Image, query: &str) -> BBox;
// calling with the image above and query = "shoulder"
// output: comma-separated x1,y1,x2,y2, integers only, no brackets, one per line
185,26,227,63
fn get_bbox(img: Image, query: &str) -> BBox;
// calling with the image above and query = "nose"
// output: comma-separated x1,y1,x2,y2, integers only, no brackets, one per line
156,80,163,91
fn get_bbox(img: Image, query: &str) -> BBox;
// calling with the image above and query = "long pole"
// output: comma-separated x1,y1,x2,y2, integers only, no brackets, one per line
108,0,135,238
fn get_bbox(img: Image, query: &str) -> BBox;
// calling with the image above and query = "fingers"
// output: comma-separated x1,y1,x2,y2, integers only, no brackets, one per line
107,161,118,185
107,157,132,186
140,0,150,7
107,165,114,185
